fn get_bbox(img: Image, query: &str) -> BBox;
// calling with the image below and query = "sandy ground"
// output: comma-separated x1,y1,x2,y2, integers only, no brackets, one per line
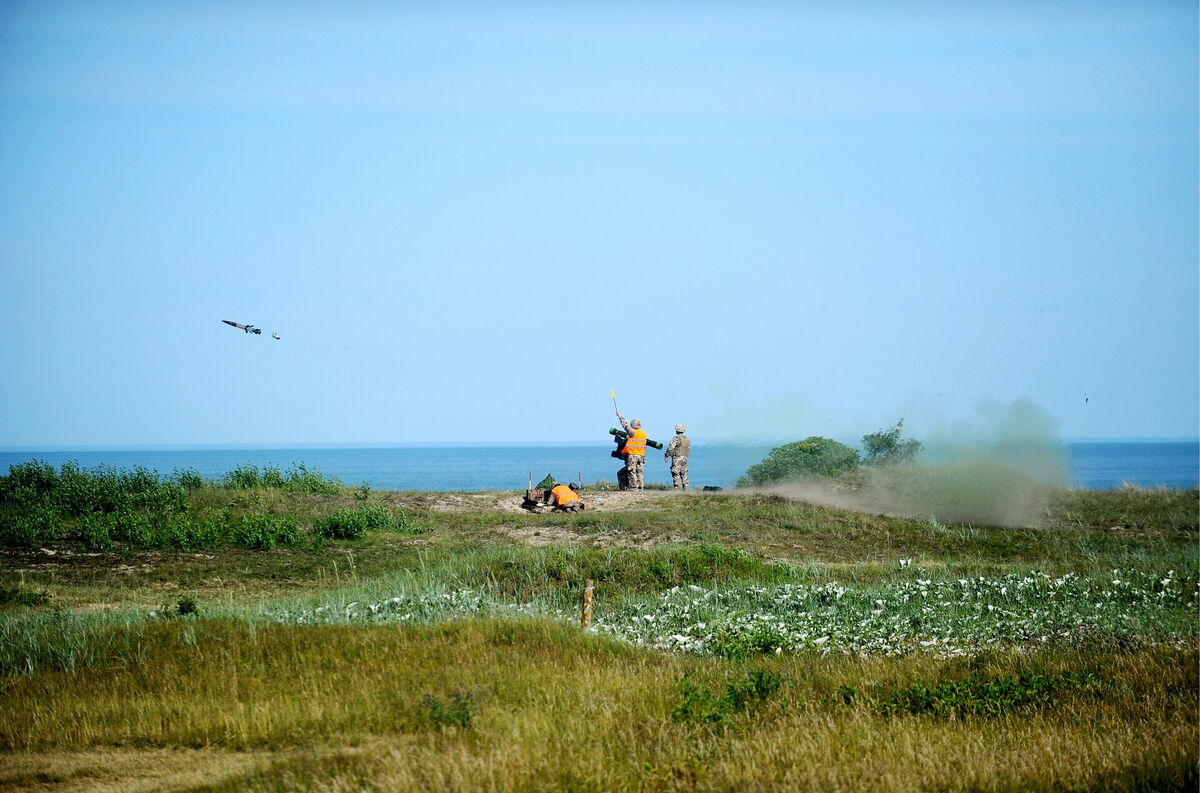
381,488,700,549
386,487,688,515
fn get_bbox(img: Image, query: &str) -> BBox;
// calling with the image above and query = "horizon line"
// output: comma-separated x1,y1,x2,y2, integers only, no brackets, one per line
1,436,1197,453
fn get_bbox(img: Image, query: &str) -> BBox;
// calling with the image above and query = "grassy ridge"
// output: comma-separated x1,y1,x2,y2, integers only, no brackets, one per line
0,460,403,550
0,464,1196,791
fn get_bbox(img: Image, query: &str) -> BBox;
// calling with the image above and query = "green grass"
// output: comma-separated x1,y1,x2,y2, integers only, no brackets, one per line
0,464,1195,791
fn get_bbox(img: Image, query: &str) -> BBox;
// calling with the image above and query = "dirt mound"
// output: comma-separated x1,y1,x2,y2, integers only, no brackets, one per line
382,488,681,515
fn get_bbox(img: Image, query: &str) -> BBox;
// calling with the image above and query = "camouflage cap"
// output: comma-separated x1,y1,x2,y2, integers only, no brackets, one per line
675,424,686,433
630,419,641,429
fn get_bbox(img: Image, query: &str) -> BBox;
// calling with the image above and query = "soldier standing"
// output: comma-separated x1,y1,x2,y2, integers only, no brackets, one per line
665,423,690,489
616,412,648,490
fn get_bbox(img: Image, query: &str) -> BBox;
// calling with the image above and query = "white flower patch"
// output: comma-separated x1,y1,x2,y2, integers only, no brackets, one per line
592,569,1199,659
269,569,1198,661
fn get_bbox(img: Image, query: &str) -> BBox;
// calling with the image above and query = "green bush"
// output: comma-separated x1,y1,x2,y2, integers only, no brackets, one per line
284,463,342,495
3,460,58,496
358,503,398,530
1,461,188,518
222,464,264,489
221,462,341,495
172,467,207,490
78,512,114,551
316,509,369,540
724,669,784,711
421,690,475,729
71,510,303,551
231,514,302,549
55,462,127,515
110,510,155,548
315,504,404,540
881,672,1100,718
738,437,861,486
0,585,51,608
0,505,60,547
672,670,783,725
862,419,923,467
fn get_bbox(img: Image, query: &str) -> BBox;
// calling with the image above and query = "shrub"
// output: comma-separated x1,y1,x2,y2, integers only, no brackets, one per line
231,514,302,549
862,419,923,467
172,467,207,490
0,505,60,547
724,669,783,710
284,463,342,495
880,672,1100,718
672,677,728,724
358,503,398,530
220,463,341,495
316,504,402,540
3,460,58,496
421,690,474,729
154,595,202,619
55,462,126,515
672,670,783,725
222,464,264,489
110,510,156,548
261,466,287,489
79,512,114,551
739,437,861,486
315,510,369,540
0,585,51,608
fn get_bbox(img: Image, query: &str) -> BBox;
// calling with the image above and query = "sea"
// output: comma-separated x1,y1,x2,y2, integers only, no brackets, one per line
0,440,1196,492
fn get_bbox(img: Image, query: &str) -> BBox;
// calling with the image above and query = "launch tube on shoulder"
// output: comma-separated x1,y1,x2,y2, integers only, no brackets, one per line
608,427,664,458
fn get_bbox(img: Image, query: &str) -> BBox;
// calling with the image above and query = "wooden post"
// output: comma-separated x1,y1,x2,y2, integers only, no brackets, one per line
581,579,594,630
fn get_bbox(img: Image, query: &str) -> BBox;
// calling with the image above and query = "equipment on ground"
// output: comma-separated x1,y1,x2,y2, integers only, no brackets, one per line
521,473,556,510
522,473,586,512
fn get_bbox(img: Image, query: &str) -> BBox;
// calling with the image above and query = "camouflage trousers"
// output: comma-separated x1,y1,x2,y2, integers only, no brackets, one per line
618,454,645,490
669,456,689,489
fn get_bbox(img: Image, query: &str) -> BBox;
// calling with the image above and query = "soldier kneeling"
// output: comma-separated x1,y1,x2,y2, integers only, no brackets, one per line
547,481,585,512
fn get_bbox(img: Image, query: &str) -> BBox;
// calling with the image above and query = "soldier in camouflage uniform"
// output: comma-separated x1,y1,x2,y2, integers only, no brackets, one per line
665,423,690,489
616,413,648,490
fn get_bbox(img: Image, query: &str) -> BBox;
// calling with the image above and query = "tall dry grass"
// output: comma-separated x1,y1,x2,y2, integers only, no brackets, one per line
1,619,1194,792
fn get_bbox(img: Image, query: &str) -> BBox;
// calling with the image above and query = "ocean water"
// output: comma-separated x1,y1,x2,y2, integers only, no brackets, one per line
1,441,1196,492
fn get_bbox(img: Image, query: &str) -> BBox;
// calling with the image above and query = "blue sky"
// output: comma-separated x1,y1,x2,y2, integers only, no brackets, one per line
0,1,1196,446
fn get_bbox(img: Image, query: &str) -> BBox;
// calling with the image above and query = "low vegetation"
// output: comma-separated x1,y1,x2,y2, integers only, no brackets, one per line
738,419,924,486
0,461,1195,791
0,460,413,551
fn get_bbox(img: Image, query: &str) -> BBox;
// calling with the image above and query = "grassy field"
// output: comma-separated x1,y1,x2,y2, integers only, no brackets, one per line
0,467,1196,792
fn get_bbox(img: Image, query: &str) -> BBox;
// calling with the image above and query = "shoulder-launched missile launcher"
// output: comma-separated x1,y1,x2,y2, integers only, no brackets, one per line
608,427,664,458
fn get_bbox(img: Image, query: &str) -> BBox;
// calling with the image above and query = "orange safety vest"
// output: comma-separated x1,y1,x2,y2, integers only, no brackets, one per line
550,484,580,505
621,428,647,457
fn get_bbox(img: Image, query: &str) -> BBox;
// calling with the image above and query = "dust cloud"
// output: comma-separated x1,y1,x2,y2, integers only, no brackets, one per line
763,398,1070,528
